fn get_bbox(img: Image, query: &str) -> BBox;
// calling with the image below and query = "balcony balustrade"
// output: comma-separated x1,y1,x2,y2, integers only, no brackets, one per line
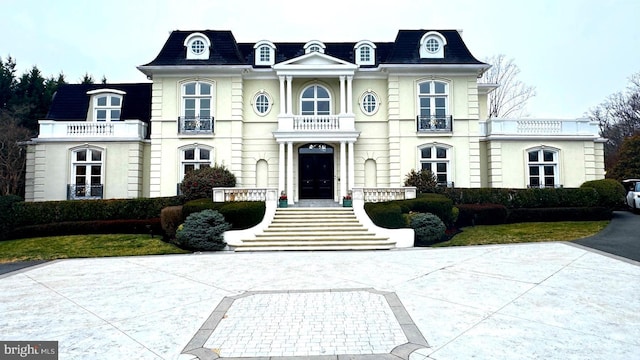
417,115,453,132
179,116,214,134
277,114,356,132
480,118,600,137
38,120,147,140
67,184,103,200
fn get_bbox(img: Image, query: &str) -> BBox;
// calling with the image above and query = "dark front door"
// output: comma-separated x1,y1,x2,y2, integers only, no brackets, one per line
299,145,334,199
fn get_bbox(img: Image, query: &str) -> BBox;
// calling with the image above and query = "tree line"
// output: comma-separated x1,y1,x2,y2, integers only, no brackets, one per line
0,56,104,196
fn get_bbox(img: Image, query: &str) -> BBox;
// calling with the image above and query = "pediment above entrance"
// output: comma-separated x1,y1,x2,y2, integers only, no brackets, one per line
273,52,357,76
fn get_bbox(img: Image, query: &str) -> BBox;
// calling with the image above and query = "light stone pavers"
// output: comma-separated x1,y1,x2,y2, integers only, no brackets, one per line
1,242,639,359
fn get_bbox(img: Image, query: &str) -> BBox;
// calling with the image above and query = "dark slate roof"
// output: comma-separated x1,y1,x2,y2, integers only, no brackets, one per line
45,83,152,122
142,29,485,67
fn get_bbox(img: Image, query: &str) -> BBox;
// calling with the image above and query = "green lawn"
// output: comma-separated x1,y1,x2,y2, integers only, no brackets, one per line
0,234,189,263
435,221,609,247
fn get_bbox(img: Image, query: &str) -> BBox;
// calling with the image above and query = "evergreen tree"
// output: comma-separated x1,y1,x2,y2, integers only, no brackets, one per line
0,56,17,110
606,134,640,181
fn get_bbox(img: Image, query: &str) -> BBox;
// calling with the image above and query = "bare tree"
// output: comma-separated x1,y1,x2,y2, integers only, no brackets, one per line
481,54,536,118
590,71,640,171
0,111,31,196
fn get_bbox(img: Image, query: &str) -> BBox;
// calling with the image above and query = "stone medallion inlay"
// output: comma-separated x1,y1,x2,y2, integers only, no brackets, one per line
182,288,429,359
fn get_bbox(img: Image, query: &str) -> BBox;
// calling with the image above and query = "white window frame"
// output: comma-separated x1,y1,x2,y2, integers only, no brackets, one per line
418,143,452,186
526,147,560,188
87,89,125,122
360,90,379,115
253,91,272,116
304,40,326,54
181,81,214,119
300,84,332,115
184,32,211,60
70,146,104,199
354,40,376,65
179,145,214,181
254,41,276,66
417,80,449,120
419,31,447,59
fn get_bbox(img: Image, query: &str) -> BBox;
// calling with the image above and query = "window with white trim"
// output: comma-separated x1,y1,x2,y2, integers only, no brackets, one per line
94,94,122,121
417,80,450,130
360,91,379,115
254,41,276,66
184,33,211,60
354,41,376,66
419,31,447,59
527,148,559,188
304,41,326,54
71,147,103,199
419,144,451,185
253,92,272,116
181,145,212,179
300,85,331,115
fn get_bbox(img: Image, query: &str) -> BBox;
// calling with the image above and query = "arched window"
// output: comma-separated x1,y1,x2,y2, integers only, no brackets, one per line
527,147,560,188
417,80,450,131
184,33,211,60
300,85,331,116
70,147,103,199
419,144,452,186
254,41,276,66
180,81,214,133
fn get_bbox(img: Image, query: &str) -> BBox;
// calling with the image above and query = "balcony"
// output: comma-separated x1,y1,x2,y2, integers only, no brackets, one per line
38,120,147,140
480,118,601,138
277,114,355,132
417,115,453,132
179,116,214,135
67,184,103,200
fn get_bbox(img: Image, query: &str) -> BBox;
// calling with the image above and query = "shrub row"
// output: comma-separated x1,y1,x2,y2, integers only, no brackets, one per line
6,219,162,240
181,199,265,229
455,203,509,227
441,187,599,208
365,193,455,229
506,207,612,223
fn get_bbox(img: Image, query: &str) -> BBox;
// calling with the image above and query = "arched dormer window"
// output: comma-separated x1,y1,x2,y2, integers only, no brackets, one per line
419,31,447,59
304,40,326,54
354,40,376,65
86,89,125,122
254,40,276,66
184,33,211,60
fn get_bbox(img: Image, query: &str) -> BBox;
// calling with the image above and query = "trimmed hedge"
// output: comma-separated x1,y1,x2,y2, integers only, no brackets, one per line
506,207,612,223
441,187,599,208
182,199,265,230
0,195,22,240
364,193,454,228
456,203,508,227
580,179,626,209
6,219,162,240
364,202,405,228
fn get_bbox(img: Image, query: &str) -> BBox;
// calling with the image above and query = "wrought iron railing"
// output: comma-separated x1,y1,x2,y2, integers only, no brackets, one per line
179,116,214,134
67,184,104,200
416,115,453,132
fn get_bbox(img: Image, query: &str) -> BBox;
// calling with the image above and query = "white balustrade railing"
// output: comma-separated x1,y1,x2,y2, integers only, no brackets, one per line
212,188,278,202
38,120,148,139
480,118,600,137
352,187,417,203
293,115,340,130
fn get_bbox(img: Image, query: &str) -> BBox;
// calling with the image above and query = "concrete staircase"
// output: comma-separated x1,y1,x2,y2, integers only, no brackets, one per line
232,207,396,251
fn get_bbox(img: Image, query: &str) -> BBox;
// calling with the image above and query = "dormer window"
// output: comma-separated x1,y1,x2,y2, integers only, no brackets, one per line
354,40,376,65
419,31,447,59
254,40,276,66
184,33,211,60
304,40,326,54
87,89,125,122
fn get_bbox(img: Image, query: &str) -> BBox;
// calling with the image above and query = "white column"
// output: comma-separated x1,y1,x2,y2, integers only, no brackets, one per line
346,76,353,114
339,76,346,114
278,142,285,195
286,76,293,115
348,141,355,191
278,76,286,115
340,141,347,203
287,141,294,204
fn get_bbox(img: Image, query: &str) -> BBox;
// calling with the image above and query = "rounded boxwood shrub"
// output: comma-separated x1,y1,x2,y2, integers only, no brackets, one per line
175,209,231,251
180,164,237,201
580,179,626,209
410,212,446,246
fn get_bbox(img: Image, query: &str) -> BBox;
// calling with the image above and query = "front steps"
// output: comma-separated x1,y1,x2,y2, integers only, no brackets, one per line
232,207,395,251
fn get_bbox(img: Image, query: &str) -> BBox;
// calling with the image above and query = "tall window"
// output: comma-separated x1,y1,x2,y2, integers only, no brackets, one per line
528,148,559,187
419,144,451,186
418,80,448,119
71,148,103,199
182,81,212,120
300,85,331,115
181,146,212,179
95,94,122,121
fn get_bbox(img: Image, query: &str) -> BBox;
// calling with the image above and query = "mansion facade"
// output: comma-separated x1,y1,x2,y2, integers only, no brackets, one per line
24,29,605,203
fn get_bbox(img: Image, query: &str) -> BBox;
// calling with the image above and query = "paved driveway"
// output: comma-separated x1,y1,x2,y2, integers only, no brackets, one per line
1,243,639,359
575,210,640,262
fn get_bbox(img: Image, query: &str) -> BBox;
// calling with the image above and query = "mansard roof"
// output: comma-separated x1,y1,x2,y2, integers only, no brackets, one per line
141,29,484,68
45,83,151,122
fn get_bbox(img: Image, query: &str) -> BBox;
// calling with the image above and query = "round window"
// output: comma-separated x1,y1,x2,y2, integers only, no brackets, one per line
191,39,206,55
425,38,440,53
360,92,379,115
254,93,271,115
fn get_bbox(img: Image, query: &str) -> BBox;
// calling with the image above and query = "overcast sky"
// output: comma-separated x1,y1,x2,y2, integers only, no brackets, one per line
2,0,638,118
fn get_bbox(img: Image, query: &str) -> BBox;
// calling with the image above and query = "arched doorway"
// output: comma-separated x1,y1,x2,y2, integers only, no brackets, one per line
299,143,334,199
